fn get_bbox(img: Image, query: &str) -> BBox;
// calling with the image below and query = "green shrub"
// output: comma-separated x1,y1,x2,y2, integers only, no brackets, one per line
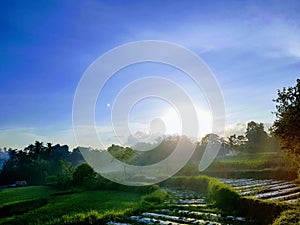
141,189,168,206
207,179,241,211
237,198,290,224
73,163,96,187
49,160,74,190
187,176,210,193
272,209,300,225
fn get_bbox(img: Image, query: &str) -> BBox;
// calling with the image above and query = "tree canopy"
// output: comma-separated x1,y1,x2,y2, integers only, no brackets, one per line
272,79,300,176
245,121,268,153
272,79,300,155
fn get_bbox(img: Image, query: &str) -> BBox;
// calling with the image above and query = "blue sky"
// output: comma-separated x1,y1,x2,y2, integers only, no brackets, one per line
1,0,300,149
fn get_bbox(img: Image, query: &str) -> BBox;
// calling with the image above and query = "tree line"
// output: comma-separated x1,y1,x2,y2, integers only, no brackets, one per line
0,142,84,186
0,79,299,185
0,121,278,186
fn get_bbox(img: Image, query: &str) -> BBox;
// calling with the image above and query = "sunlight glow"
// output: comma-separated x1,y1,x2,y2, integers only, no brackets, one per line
162,106,212,138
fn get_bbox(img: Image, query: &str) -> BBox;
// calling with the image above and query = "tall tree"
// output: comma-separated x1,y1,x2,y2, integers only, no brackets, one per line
108,144,136,164
108,144,137,179
227,134,245,152
72,163,96,187
272,79,300,176
200,133,228,157
245,121,268,153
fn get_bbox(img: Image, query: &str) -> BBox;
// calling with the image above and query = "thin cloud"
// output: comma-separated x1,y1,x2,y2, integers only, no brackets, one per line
131,13,300,60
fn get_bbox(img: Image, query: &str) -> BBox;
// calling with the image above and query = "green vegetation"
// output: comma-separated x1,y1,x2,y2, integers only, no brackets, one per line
210,152,285,170
0,176,297,225
0,80,299,224
161,175,293,224
161,175,241,211
272,208,300,225
141,189,168,206
72,163,96,187
177,151,297,180
43,189,169,225
0,186,54,205
207,178,241,211
272,79,300,179
208,152,295,180
0,198,47,219
0,142,84,186
45,210,129,225
0,186,144,225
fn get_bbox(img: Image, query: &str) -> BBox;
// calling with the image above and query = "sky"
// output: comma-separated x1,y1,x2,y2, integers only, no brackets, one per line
0,0,300,150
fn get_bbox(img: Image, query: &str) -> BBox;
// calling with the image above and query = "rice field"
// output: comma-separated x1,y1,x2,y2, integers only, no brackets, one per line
106,177,300,225
108,189,252,225
218,178,300,203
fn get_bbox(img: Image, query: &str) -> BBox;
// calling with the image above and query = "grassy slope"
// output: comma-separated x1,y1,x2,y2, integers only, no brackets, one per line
199,152,297,180
214,152,284,169
0,186,142,225
0,186,55,205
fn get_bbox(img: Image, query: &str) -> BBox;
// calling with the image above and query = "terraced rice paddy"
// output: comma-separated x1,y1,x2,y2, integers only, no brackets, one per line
218,178,300,203
106,178,299,224
108,189,252,225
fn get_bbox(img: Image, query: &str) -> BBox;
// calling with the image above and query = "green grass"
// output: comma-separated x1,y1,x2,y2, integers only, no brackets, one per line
0,186,55,206
45,189,169,225
45,210,129,225
0,186,143,225
214,152,285,170
199,152,298,180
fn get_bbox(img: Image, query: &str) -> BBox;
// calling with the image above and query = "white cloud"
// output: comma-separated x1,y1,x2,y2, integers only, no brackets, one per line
225,123,247,137
130,14,300,60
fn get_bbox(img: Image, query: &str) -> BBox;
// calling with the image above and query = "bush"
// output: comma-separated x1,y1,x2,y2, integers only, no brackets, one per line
207,179,241,211
49,160,74,190
187,176,210,193
72,163,96,188
237,198,290,224
272,209,300,225
141,189,168,206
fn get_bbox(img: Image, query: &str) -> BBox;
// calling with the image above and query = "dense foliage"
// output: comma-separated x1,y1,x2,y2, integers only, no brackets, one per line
272,79,300,178
272,208,300,225
0,142,84,185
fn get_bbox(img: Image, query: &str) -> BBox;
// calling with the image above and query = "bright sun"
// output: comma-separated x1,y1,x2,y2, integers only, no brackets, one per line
162,106,212,137
162,108,182,135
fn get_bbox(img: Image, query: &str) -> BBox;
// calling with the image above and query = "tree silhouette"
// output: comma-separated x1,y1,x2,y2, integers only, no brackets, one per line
245,121,268,153
272,79,300,177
